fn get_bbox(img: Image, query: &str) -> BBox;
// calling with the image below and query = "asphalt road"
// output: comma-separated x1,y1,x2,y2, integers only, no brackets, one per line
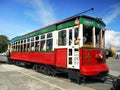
107,58,120,72
0,55,120,90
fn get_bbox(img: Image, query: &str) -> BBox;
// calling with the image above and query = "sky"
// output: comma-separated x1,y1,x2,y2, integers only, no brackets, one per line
0,0,120,49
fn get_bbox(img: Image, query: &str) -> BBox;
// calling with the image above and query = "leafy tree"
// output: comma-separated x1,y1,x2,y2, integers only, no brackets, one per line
0,35,9,53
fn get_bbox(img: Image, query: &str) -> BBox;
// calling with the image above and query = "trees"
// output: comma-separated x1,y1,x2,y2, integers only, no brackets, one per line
0,35,9,53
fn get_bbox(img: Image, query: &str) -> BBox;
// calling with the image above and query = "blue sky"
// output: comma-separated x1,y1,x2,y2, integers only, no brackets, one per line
0,0,120,48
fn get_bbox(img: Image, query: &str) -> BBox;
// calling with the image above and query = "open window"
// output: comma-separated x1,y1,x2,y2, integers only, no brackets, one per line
31,37,35,51
95,28,101,47
18,41,20,52
27,38,30,51
83,25,92,46
83,24,105,48
40,34,46,51
46,33,53,51
95,28,105,48
35,36,40,51
23,39,26,52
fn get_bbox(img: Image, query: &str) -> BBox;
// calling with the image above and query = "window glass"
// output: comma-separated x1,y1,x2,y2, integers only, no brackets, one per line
74,28,79,39
27,43,30,51
20,44,22,52
13,46,15,52
14,42,17,52
47,33,52,38
41,35,45,39
40,40,46,51
21,40,23,43
31,42,34,51
74,28,79,45
83,25,92,45
24,40,26,43
18,45,20,52
102,30,105,48
23,44,26,52
31,42,34,47
27,39,30,43
46,39,53,51
58,30,66,46
69,29,72,45
95,28,102,48
36,36,39,40
31,37,34,41
69,57,72,64
35,41,39,51
18,41,20,44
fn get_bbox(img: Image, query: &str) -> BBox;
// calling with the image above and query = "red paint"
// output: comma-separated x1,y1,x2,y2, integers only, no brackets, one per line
10,52,54,65
10,48,108,76
80,48,108,76
54,48,67,68
10,48,67,68
81,64,108,76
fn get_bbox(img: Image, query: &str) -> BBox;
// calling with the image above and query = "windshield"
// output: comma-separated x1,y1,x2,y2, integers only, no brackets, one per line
83,25,105,48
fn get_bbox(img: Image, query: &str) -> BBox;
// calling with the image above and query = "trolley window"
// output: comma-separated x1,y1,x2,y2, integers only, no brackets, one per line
83,25,92,45
95,28,100,47
74,28,79,45
40,34,46,51
35,36,40,51
31,37,34,42
47,33,52,38
41,35,45,39
40,40,46,51
46,39,53,51
58,30,66,46
24,39,26,43
35,41,39,51
35,36,39,40
21,40,23,43
27,38,30,43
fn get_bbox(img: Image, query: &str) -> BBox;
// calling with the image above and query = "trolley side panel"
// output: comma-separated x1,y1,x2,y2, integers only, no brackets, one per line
10,52,54,65
55,48,67,68
80,48,109,76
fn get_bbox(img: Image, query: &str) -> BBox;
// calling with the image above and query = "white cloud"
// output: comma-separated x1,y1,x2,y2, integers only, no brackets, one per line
104,3,120,25
16,0,57,26
105,30,120,49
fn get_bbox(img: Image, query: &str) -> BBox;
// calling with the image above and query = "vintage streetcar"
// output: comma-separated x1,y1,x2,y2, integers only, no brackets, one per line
7,8,120,90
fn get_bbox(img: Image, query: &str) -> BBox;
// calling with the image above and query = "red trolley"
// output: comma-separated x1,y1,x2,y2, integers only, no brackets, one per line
8,12,108,81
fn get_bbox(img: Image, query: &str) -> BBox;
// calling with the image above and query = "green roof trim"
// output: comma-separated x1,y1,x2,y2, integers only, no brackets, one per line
57,19,76,30
79,17,105,29
21,25,56,39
